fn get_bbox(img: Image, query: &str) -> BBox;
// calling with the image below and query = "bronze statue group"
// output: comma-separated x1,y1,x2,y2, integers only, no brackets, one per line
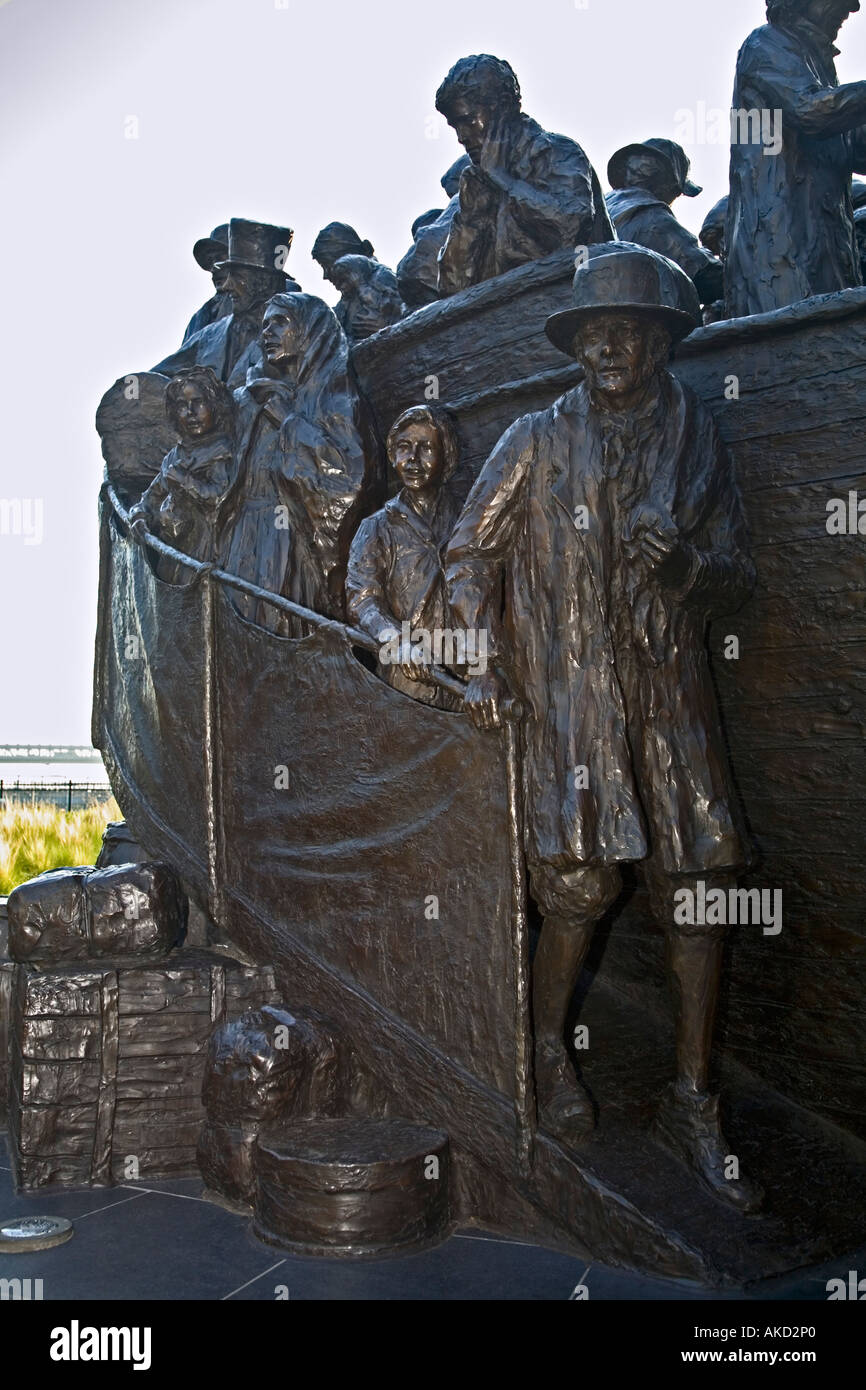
123,3,866,1214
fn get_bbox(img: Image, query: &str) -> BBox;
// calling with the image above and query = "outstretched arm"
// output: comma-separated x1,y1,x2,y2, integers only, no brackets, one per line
742,34,866,138
445,414,536,729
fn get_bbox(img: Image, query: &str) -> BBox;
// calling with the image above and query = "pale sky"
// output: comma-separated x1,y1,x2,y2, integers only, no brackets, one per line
2,0,866,742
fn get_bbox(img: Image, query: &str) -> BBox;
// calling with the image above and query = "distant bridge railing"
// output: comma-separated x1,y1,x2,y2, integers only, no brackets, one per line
0,782,113,812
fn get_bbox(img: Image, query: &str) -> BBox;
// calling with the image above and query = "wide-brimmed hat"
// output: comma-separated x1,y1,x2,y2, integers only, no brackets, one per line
192,224,229,271
216,218,293,273
545,242,702,354
608,138,702,197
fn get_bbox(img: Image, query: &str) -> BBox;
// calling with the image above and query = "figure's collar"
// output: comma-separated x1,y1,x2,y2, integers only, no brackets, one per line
387,488,450,535
588,376,666,427
779,16,841,59
176,432,232,462
606,186,670,217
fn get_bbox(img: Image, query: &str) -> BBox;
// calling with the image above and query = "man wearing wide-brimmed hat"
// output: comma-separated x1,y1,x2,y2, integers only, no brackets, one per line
727,0,866,316
181,223,231,345
446,243,762,1212
155,218,301,389
605,138,724,307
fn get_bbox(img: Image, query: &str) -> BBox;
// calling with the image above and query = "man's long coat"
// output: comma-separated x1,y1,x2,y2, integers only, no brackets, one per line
438,114,614,295
445,376,754,876
726,18,866,316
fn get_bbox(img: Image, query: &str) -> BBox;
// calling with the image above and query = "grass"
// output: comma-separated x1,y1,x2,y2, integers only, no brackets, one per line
0,797,121,896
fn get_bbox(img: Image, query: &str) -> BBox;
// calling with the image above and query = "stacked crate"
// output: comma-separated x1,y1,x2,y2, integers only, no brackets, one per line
8,950,277,1189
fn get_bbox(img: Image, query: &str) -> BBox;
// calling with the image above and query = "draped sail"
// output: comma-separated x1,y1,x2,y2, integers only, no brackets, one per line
93,494,518,1098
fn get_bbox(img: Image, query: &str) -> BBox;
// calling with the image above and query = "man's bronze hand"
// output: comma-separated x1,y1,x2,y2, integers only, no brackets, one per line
463,670,506,730
640,526,693,588
460,164,498,217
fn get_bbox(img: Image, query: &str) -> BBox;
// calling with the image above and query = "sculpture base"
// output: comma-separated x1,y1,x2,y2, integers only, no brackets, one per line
453,972,866,1288
252,1117,451,1258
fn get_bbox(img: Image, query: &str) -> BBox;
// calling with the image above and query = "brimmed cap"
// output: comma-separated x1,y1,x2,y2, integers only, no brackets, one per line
193,224,229,271
545,242,701,354
608,138,701,197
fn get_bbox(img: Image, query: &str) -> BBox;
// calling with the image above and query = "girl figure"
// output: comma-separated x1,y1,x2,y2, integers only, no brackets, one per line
130,367,236,582
224,293,372,636
346,404,463,710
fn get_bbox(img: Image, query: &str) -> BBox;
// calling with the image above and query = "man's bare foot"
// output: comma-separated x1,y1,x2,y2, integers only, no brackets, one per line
535,1040,595,1146
652,1082,764,1215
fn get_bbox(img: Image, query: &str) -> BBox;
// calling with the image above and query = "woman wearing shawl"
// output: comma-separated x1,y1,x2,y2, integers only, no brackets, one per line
224,293,373,636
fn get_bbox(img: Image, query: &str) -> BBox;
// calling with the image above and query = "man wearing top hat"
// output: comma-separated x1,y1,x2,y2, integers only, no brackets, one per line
605,139,724,307
181,224,232,345
727,0,866,316
155,218,301,389
445,242,762,1213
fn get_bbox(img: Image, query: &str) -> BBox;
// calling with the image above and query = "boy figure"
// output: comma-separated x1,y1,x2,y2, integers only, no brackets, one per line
130,367,236,580
605,139,724,307
346,405,463,710
434,54,613,295
445,243,762,1213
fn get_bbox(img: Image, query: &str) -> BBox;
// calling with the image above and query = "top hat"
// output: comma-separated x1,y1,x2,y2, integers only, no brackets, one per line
608,138,702,197
217,218,293,273
192,224,229,271
545,242,702,354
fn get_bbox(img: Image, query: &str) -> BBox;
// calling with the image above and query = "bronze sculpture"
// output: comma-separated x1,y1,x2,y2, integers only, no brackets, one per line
606,139,724,306
397,156,471,310
129,367,236,581
7,862,185,964
312,222,375,284
434,54,614,295
329,254,405,341
68,28,866,1284
700,196,728,262
856,204,866,276
446,243,762,1212
699,196,729,322
222,292,372,632
346,404,463,709
155,219,300,388
182,224,231,345
198,1005,348,1208
312,223,405,339
726,0,866,316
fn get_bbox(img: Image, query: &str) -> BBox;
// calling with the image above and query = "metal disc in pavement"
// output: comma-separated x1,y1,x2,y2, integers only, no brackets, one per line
0,1215,74,1252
